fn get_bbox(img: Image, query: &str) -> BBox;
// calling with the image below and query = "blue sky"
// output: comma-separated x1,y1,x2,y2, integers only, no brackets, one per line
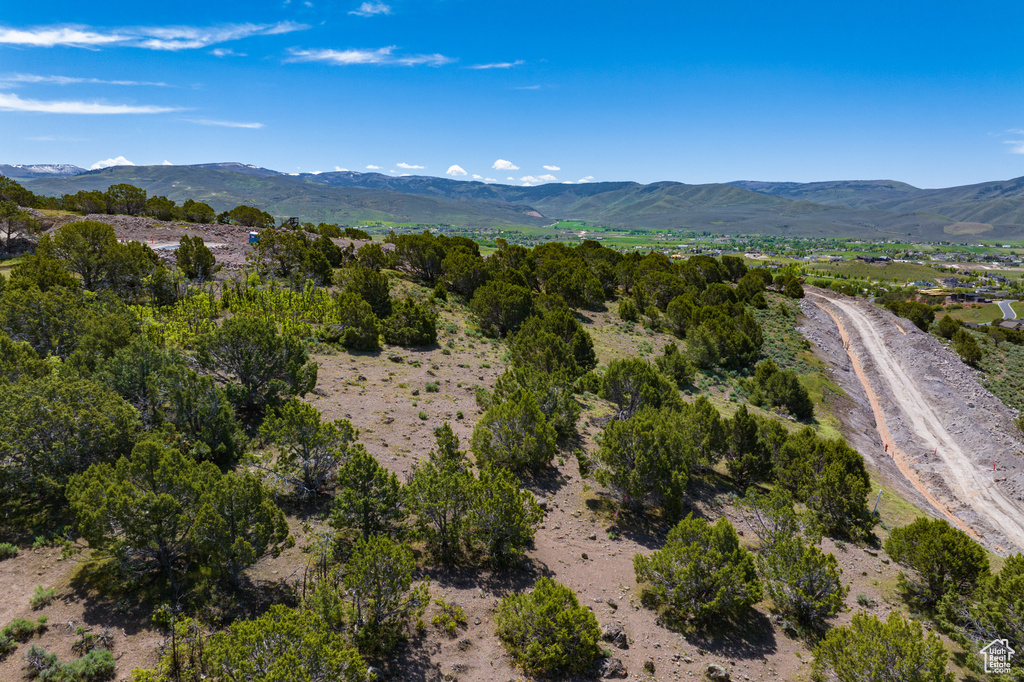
2,0,1024,188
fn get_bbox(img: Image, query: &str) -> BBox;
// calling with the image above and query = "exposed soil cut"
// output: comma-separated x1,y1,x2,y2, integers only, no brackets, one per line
800,288,1024,555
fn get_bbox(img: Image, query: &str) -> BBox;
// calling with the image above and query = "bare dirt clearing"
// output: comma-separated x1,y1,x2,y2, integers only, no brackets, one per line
802,289,1024,555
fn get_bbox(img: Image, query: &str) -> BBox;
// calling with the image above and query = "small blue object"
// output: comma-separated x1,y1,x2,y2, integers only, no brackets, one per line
248,231,260,244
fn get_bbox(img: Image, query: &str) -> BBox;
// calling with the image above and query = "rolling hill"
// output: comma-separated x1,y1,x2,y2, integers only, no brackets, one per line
19,165,550,230
13,162,1024,240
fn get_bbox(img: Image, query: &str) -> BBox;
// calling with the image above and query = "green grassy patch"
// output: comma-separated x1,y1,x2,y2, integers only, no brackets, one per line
941,303,1003,324
804,260,942,283
980,339,1024,410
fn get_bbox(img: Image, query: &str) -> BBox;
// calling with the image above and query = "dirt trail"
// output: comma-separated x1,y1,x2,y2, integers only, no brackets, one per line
806,289,1024,555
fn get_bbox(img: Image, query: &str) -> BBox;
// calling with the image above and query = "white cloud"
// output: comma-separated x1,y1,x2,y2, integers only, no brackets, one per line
506,176,515,180
185,118,263,128
0,92,179,114
0,22,308,51
0,73,169,87
285,46,452,67
514,85,541,90
485,178,497,183
468,60,524,70
366,164,381,170
472,174,482,180
162,159,172,165
492,159,519,170
1006,141,1024,154
396,162,424,169
520,175,558,184
0,26,127,47
334,166,348,171
90,155,134,170
576,175,595,183
349,2,391,17
210,48,246,57
543,164,560,171
446,165,467,177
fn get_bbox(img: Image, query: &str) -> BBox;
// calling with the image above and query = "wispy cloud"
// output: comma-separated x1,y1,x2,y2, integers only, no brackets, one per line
366,164,381,170
0,73,170,87
1006,140,1024,154
543,165,560,171
334,166,348,171
286,46,453,67
0,92,179,114
184,118,264,129
90,155,134,169
492,159,519,171
210,48,246,57
469,60,524,70
485,177,497,183
514,85,541,90
446,165,467,177
0,26,127,48
396,162,424,169
472,174,482,180
349,2,392,17
27,134,87,142
0,22,308,50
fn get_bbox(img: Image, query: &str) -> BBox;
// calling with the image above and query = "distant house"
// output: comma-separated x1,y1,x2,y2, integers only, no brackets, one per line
950,292,988,303
856,256,891,263
938,277,961,287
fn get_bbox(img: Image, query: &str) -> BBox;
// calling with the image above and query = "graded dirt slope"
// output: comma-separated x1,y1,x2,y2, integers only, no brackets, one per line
803,289,1024,555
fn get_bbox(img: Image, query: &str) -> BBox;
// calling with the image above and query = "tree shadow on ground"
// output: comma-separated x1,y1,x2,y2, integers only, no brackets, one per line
67,556,300,634
522,462,572,499
423,557,554,598
584,492,673,551
585,473,742,551
65,560,157,636
380,632,443,682
681,609,779,662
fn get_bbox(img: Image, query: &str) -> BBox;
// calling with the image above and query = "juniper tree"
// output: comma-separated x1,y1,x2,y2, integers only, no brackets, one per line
634,515,760,627
331,445,406,542
197,314,317,414
259,398,357,499
812,611,954,682
885,517,989,608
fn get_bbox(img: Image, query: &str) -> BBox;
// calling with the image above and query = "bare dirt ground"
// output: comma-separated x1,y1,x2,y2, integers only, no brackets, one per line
1,278,976,682
298,293,940,682
801,288,1024,556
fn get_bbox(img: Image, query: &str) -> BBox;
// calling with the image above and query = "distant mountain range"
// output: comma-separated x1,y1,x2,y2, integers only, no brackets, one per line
10,162,1024,241
0,163,88,179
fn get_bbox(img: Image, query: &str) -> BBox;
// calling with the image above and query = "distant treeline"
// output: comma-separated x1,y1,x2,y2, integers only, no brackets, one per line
0,174,371,235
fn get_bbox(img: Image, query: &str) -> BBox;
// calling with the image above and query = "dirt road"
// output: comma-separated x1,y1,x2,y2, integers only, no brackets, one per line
806,290,1024,555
